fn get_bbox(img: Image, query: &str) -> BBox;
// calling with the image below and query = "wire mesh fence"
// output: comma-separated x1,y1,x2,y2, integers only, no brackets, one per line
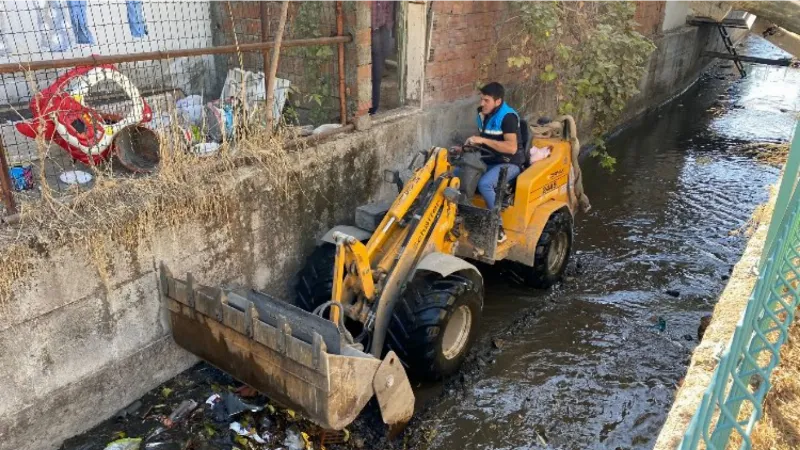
680,121,800,450
0,1,347,213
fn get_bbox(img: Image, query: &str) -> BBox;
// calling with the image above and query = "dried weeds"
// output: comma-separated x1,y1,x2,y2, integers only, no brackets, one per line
731,142,790,168
0,103,308,307
751,316,800,449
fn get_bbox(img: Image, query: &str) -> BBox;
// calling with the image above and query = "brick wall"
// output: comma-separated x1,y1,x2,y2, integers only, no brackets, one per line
634,1,667,36
210,1,344,124
211,1,669,122
424,1,666,108
425,1,513,105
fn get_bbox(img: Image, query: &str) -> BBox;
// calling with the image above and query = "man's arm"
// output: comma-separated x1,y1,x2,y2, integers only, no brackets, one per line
473,133,517,154
466,113,519,154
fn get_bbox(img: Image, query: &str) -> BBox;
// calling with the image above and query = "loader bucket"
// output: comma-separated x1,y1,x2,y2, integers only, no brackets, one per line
159,264,414,431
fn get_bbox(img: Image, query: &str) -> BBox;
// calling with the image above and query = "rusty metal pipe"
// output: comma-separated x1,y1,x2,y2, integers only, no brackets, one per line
260,2,271,96
265,1,290,131
336,1,347,125
0,138,18,215
0,36,352,75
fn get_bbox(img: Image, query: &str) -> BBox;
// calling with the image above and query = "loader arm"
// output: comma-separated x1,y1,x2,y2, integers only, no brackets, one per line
325,148,462,357
369,172,461,356
161,148,462,433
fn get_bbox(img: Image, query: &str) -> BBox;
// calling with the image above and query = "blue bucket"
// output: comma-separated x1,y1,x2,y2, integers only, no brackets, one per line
9,165,33,191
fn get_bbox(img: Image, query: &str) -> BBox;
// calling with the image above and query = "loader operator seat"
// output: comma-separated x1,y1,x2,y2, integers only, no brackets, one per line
503,118,532,206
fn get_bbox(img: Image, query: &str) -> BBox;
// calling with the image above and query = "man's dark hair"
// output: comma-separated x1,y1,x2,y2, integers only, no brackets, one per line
479,82,505,100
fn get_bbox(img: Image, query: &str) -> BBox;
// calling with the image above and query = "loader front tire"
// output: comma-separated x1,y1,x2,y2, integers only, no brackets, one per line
295,244,337,312
388,274,483,380
523,210,573,288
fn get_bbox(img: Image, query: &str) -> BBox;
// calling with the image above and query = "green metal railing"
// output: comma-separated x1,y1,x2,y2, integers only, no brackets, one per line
680,120,800,450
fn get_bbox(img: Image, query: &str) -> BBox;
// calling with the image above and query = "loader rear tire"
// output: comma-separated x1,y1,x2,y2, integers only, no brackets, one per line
295,244,337,312
523,210,573,288
387,274,483,380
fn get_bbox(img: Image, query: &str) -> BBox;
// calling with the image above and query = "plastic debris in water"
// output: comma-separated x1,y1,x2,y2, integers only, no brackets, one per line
211,392,263,421
648,315,667,332
115,400,143,420
148,399,198,439
104,437,143,450
229,421,266,444
283,429,305,450
259,415,274,432
162,399,198,428
282,427,313,450
204,393,221,406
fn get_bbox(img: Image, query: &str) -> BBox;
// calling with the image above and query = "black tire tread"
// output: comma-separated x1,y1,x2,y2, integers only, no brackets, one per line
295,244,337,311
526,210,573,288
387,274,481,379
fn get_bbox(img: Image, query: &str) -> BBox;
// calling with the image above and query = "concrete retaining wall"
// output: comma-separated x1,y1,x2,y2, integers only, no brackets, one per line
0,20,748,450
624,25,748,122
0,104,474,450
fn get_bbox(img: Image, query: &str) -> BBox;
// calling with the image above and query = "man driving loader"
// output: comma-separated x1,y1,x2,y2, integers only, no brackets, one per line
162,92,586,435
464,82,525,243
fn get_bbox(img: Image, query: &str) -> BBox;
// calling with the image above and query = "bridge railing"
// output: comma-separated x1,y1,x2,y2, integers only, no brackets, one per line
680,120,800,450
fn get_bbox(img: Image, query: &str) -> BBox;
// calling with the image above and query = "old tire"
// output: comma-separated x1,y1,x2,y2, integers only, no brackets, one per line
387,274,483,380
295,244,337,311
523,210,573,288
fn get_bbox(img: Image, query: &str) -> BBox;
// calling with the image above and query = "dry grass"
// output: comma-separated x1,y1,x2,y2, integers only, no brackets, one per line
0,99,307,308
732,142,790,168
751,316,800,449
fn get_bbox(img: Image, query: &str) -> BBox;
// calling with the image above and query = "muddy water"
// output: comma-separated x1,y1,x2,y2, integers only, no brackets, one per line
419,37,793,450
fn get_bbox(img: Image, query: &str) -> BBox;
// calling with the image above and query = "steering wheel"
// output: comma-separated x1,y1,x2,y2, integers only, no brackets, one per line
462,144,495,159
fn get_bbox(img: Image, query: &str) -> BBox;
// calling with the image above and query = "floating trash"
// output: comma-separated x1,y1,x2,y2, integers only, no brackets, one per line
229,421,267,444
103,437,142,450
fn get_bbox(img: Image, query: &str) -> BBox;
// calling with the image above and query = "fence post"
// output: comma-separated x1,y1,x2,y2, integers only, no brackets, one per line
761,120,800,265
336,0,347,125
265,1,289,131
0,136,17,216
260,1,271,96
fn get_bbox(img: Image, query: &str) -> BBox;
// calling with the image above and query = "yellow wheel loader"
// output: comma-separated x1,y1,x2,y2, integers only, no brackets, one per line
160,116,587,433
